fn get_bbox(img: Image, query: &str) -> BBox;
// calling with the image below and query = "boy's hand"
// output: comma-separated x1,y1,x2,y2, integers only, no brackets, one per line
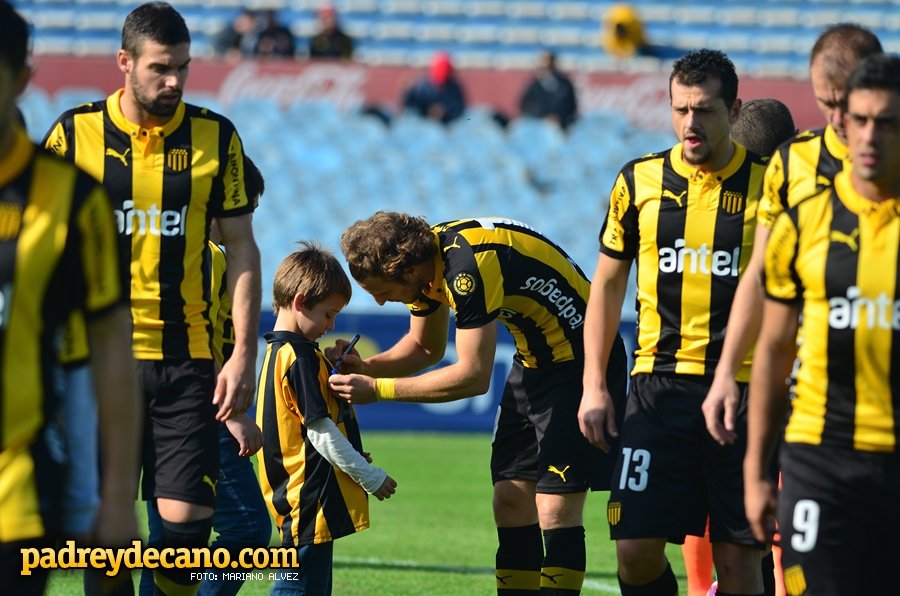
362,451,373,463
225,414,263,456
372,475,397,501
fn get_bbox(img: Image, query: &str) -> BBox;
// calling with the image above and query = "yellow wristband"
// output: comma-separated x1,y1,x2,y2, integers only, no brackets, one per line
374,378,396,401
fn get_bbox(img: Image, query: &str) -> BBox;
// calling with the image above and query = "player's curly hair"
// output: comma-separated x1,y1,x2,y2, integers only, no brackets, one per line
121,2,190,57
340,211,437,284
272,241,351,312
669,49,738,107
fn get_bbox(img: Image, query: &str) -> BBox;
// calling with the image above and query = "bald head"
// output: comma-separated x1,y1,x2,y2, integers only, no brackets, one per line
809,23,882,89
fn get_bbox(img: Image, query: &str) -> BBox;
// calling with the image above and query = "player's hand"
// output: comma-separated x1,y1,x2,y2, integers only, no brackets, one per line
214,350,256,421
703,371,741,445
328,373,377,405
324,339,364,374
744,474,777,543
93,499,139,548
225,414,263,456
373,475,397,501
578,385,617,453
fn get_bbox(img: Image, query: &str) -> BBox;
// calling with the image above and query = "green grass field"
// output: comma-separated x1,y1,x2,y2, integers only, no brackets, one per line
45,432,691,595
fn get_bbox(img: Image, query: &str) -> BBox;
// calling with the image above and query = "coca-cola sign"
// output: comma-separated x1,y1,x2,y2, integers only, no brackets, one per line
30,56,820,132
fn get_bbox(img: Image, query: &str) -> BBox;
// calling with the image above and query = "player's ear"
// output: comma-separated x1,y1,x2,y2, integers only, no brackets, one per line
729,97,742,125
293,292,305,312
14,64,32,98
116,49,132,74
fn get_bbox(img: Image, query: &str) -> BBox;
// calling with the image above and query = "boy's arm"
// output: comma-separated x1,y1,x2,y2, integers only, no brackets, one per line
306,417,397,499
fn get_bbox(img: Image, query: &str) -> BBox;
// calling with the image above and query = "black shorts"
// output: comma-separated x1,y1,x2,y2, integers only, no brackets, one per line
140,359,219,508
490,333,627,493
777,443,900,595
608,373,760,546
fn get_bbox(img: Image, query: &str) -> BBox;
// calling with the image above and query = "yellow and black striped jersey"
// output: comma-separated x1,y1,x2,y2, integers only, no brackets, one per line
1,126,123,540
757,125,847,229
406,217,590,368
208,242,233,367
43,89,253,361
600,142,767,381
765,171,900,453
256,331,369,546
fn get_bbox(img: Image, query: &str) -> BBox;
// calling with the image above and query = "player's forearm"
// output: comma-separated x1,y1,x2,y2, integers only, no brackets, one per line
225,239,261,359
387,360,493,403
583,260,628,391
717,243,767,378
363,332,444,377
745,314,796,478
89,308,142,502
364,309,449,377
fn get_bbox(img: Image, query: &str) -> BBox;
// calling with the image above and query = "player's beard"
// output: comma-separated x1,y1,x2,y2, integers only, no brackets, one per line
130,70,182,118
681,138,710,165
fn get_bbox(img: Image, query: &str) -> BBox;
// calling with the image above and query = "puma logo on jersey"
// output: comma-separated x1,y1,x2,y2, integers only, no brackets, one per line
202,475,217,496
443,237,462,253
548,465,570,482
661,189,686,207
105,147,130,166
830,228,859,252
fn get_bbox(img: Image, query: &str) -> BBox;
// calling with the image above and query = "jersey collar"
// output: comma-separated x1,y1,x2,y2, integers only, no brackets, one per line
670,141,746,182
106,88,186,139
420,233,448,304
0,125,34,187
823,125,848,161
834,170,900,226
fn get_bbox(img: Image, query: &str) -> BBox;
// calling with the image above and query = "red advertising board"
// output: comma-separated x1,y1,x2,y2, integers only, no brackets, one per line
31,56,821,132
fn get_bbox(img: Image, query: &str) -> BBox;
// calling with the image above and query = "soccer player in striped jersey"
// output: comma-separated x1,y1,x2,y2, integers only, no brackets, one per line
681,96,797,596
138,155,270,596
582,49,769,595
43,3,261,593
0,3,141,593
334,212,628,594
745,54,900,595
704,24,882,445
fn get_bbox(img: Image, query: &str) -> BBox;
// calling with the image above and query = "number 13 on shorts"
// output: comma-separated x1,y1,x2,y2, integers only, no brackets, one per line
618,447,651,491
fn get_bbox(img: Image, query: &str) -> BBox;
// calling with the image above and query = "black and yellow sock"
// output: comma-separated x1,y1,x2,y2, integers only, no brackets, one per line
153,517,212,595
84,567,134,596
540,526,585,594
618,561,678,596
497,524,543,593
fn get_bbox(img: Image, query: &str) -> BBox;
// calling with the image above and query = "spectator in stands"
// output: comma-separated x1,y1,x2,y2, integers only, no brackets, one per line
255,9,295,58
601,3,682,60
402,51,466,125
518,50,578,131
213,8,259,59
309,4,354,60
732,98,797,159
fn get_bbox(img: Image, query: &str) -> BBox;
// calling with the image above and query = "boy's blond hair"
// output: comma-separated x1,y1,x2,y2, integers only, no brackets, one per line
272,241,352,312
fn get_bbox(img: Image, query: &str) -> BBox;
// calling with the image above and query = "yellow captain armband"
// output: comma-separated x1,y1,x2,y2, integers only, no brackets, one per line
374,378,397,401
